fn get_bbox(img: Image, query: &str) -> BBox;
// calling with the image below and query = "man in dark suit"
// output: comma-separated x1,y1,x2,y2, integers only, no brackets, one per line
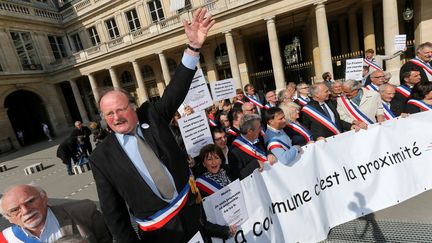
71,121,93,155
0,185,111,242
301,83,352,140
89,8,215,243
399,42,432,84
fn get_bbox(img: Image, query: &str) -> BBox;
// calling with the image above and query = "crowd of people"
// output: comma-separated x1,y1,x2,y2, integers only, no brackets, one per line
1,6,431,242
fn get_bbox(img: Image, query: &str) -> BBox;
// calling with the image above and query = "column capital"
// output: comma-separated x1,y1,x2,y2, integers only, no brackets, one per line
223,29,232,35
314,0,327,7
264,16,275,22
156,51,165,55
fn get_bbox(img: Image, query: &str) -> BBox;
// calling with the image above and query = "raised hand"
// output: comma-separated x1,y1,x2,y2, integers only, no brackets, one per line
182,8,215,49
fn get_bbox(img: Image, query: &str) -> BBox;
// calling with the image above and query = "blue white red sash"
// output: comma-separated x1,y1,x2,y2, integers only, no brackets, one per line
286,122,313,142
196,176,223,196
365,83,379,91
232,136,267,162
296,97,309,106
235,100,245,106
382,103,396,120
407,99,432,111
339,96,374,125
395,85,411,98
208,115,217,127
135,183,190,231
409,58,432,78
0,225,39,243
247,95,264,109
264,103,275,109
266,138,291,151
226,128,238,136
364,58,383,71
301,105,341,135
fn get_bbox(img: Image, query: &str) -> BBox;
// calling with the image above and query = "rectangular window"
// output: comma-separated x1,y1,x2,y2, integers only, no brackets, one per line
105,18,120,39
48,35,67,60
125,9,141,32
148,0,165,23
177,0,192,13
87,26,100,46
71,33,84,51
10,31,42,70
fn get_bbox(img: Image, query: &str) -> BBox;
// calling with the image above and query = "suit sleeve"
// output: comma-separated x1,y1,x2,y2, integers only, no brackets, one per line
88,202,113,243
90,159,139,242
228,150,241,180
268,145,298,166
153,62,196,123
403,103,421,114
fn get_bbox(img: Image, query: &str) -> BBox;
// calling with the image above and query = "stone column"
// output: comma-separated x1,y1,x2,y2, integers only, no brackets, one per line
349,10,360,52
132,60,149,104
0,108,20,149
265,17,285,91
414,0,432,46
201,45,218,82
338,16,349,54
362,0,376,51
108,67,121,88
69,78,90,123
158,52,171,85
224,30,242,89
383,0,401,84
315,1,333,77
87,73,100,105
311,18,322,82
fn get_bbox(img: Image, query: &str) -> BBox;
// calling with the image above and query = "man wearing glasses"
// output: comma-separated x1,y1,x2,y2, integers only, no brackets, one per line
89,8,215,243
0,184,111,242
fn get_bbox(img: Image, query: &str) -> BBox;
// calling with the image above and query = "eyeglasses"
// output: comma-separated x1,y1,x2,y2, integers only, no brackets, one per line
372,75,385,79
300,87,309,89
103,104,130,118
6,196,40,217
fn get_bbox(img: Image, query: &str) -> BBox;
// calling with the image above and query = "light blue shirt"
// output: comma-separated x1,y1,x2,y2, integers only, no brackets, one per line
182,51,200,70
22,208,62,242
116,126,178,202
264,125,299,166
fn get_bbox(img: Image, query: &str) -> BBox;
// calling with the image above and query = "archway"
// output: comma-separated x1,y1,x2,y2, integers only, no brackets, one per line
4,90,52,145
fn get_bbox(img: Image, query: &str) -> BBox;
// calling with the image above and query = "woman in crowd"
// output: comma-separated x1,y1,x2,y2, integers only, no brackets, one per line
279,102,314,146
403,82,432,114
195,144,237,241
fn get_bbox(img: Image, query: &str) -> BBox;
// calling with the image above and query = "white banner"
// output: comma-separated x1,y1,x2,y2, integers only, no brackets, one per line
204,111,432,242
345,58,364,81
181,69,213,113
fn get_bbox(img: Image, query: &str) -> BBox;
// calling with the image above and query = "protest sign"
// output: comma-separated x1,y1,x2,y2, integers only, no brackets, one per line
394,34,407,51
210,79,236,102
345,58,363,81
182,69,213,113
178,110,213,157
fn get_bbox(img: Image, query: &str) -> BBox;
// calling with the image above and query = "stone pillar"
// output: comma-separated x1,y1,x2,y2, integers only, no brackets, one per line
69,78,90,123
132,60,149,104
311,18,322,82
338,16,349,54
414,0,432,45
87,73,100,105
349,10,360,52
0,108,20,149
383,0,401,84
158,52,171,85
315,1,333,77
108,67,121,88
265,17,285,91
362,0,376,51
201,45,218,82
224,30,242,89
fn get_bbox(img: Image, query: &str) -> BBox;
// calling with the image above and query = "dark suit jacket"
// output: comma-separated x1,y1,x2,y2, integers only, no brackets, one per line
301,100,351,139
403,101,422,114
228,138,266,180
51,200,112,243
56,137,78,164
90,63,201,243
71,126,93,153
391,90,409,116
399,60,431,84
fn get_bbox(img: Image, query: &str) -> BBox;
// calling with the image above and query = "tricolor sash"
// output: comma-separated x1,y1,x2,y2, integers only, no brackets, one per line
286,122,313,142
395,85,411,98
266,138,291,151
232,136,267,162
296,97,309,106
226,128,238,136
247,95,264,109
363,58,383,71
208,115,217,127
196,176,223,196
382,103,396,120
407,99,432,111
135,183,190,231
365,83,379,91
235,100,245,106
339,96,374,125
264,103,275,109
409,58,432,80
301,105,341,135
0,225,39,243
